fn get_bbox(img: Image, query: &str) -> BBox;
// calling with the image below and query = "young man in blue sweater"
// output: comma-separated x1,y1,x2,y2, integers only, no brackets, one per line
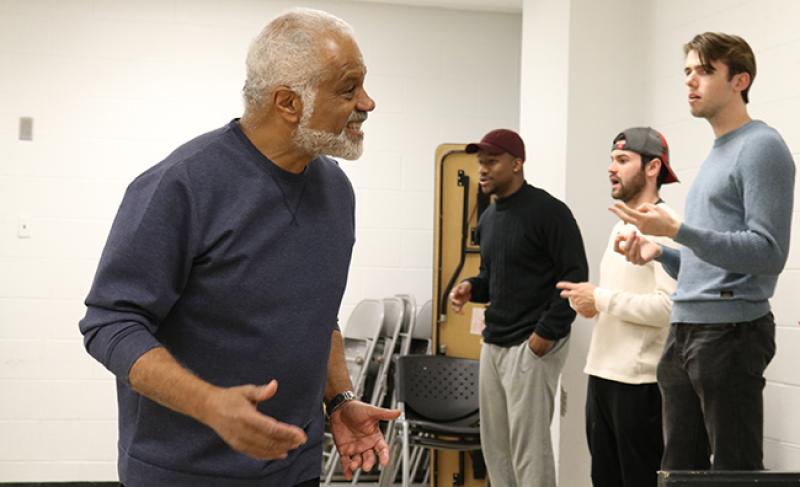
79,9,398,487
612,33,795,471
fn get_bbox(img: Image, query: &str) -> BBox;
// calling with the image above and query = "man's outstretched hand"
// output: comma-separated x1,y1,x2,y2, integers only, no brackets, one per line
329,401,401,480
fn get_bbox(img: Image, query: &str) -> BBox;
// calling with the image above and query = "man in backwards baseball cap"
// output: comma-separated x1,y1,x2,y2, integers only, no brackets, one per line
558,126,679,487
450,128,588,487
611,127,679,187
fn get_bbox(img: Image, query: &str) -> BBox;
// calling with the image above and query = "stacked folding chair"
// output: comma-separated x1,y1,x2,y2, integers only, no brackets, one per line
378,299,435,487
322,297,436,485
323,297,406,485
321,299,384,482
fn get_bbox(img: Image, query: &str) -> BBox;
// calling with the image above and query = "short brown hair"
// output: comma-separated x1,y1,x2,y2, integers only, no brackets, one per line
684,32,756,103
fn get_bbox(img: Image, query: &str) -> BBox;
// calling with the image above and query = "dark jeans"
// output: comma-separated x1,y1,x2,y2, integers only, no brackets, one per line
586,375,663,487
657,313,776,471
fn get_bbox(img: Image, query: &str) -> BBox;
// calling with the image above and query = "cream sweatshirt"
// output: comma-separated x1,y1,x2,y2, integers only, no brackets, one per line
583,206,678,384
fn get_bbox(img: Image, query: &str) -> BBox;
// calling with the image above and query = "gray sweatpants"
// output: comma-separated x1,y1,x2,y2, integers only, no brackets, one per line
479,337,569,487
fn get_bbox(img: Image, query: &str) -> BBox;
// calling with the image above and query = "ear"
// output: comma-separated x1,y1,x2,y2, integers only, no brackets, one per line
272,86,303,124
732,71,752,94
645,157,662,179
512,158,524,173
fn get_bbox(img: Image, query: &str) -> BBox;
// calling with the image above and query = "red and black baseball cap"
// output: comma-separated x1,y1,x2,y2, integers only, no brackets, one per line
465,128,526,161
612,127,679,184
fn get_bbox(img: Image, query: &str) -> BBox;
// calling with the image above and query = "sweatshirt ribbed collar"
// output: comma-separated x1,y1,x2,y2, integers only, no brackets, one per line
495,181,529,211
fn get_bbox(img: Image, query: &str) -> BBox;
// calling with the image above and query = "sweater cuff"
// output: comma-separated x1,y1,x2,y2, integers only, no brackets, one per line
466,277,490,303
593,287,612,313
674,222,703,249
105,328,163,385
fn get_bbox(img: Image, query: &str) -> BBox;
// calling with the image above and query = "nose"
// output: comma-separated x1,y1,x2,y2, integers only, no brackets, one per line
358,88,376,112
685,72,697,88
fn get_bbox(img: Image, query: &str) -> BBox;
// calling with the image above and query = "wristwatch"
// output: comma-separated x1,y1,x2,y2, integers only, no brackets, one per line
326,390,355,417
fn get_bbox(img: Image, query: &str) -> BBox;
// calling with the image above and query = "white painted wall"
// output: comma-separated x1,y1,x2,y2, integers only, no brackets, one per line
519,0,570,201
0,0,520,481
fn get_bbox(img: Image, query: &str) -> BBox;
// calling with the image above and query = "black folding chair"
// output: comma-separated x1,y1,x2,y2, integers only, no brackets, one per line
394,354,482,487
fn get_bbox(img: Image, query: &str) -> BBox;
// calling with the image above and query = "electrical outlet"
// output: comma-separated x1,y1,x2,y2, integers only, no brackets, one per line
17,216,31,238
19,117,33,141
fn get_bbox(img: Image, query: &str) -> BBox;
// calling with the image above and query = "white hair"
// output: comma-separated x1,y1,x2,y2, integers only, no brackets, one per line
242,8,355,109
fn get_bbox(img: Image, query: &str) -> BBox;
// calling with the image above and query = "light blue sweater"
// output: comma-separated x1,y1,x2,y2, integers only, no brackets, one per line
658,120,795,324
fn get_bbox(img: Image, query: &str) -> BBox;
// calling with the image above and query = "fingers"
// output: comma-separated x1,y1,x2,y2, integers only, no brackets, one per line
449,284,470,313
625,234,647,265
376,439,391,466
360,448,377,472
367,405,401,421
637,202,657,212
557,281,577,299
349,452,363,473
339,454,354,480
609,202,639,225
233,412,306,460
614,232,633,255
245,379,278,404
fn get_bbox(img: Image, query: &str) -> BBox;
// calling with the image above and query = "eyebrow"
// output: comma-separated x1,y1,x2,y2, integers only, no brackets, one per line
336,63,366,81
685,62,715,73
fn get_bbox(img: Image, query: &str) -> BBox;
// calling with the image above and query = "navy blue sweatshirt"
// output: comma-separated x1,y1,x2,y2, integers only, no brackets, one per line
468,183,588,345
79,120,355,486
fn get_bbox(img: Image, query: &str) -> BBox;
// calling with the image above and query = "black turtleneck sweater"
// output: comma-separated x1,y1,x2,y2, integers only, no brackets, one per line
468,183,588,346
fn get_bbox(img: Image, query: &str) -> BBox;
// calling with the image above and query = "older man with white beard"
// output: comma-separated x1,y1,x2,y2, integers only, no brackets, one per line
79,8,398,487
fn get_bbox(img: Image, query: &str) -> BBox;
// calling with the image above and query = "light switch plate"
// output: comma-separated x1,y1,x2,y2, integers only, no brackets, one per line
19,117,33,141
17,216,31,238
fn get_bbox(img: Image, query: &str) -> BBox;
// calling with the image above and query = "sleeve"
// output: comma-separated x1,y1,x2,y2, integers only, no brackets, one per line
674,137,795,275
535,202,589,340
467,216,490,303
593,258,675,328
467,262,490,303
79,164,198,383
656,245,681,279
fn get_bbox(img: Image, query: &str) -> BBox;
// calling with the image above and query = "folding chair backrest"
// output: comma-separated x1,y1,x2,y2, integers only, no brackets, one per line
381,297,405,338
344,299,384,340
395,294,417,334
413,300,433,340
342,299,384,398
396,355,479,422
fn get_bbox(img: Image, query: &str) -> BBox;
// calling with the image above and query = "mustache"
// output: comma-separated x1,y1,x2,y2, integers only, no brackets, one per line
348,111,368,123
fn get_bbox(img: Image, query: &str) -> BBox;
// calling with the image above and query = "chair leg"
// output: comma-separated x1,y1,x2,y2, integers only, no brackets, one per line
402,419,410,487
452,451,465,487
323,449,340,485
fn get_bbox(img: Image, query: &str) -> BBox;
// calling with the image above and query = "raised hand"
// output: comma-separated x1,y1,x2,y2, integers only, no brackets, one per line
613,231,662,266
329,401,401,480
609,202,681,238
203,380,307,460
449,281,473,314
556,281,598,318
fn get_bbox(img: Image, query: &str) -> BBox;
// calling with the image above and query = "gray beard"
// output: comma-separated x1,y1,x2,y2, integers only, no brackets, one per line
292,86,364,160
294,125,363,160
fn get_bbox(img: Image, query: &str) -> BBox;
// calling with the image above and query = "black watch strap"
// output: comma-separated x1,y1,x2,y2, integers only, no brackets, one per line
326,390,355,416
